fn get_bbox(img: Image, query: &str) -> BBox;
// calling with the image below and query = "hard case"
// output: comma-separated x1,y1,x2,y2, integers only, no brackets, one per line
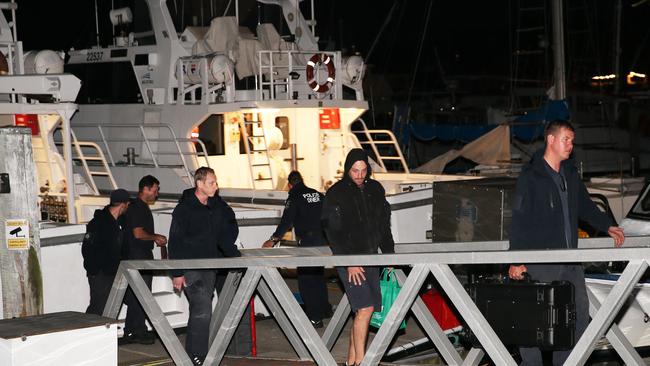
465,280,576,350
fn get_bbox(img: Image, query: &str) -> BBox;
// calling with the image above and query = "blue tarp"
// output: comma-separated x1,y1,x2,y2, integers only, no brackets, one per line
404,100,571,144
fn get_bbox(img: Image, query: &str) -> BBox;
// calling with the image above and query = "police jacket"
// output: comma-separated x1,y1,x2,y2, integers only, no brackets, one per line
168,188,241,277
509,149,613,250
272,182,326,244
82,207,125,276
322,149,395,255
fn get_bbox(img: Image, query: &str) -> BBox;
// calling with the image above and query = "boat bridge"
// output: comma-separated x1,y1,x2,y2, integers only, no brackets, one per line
106,237,650,366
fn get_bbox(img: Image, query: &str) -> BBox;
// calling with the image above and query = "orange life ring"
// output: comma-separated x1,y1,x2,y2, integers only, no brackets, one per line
305,53,336,93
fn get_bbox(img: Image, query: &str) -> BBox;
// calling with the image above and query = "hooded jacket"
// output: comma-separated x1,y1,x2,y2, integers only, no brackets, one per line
509,148,613,250
322,148,395,255
82,206,125,276
168,188,241,277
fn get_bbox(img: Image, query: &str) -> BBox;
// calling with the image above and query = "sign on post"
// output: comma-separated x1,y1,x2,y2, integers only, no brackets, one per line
5,219,29,250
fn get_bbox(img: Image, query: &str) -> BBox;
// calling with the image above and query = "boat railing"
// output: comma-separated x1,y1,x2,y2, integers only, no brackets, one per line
352,118,410,173
256,50,343,102
105,237,650,366
58,123,211,187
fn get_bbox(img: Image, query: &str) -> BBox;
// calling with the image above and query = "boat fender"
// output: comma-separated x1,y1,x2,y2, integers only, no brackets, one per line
305,53,335,93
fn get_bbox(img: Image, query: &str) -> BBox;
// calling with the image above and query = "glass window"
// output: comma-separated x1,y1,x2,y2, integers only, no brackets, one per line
275,116,289,150
197,114,225,156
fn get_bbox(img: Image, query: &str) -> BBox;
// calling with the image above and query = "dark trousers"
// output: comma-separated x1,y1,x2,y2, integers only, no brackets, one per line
184,270,252,358
519,264,589,366
124,248,153,335
298,238,331,321
86,273,115,316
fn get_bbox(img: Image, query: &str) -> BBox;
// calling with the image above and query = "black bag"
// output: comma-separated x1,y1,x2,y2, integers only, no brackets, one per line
465,280,576,350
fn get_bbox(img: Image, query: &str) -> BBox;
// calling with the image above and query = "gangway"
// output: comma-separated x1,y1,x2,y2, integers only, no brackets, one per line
106,237,650,365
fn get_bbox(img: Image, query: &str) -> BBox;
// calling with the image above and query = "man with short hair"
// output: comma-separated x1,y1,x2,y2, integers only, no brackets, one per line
509,120,625,365
322,149,395,366
82,188,130,315
169,167,242,365
122,175,167,345
262,170,331,328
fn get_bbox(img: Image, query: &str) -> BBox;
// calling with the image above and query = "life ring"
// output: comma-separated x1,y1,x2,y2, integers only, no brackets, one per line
305,53,336,93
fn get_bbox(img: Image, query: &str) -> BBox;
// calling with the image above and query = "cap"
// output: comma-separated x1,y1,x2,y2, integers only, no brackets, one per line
110,188,130,204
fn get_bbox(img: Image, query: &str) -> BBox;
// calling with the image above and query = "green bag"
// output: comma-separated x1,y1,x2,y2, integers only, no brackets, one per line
370,269,407,330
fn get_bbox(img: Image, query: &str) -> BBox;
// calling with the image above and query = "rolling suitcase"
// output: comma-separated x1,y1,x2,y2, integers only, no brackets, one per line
465,280,576,350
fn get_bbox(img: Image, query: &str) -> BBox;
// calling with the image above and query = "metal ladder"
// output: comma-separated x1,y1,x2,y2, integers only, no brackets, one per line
239,116,275,189
65,129,117,194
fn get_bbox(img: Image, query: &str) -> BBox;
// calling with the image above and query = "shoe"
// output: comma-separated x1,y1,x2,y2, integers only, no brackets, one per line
191,355,204,365
310,319,323,328
119,331,155,345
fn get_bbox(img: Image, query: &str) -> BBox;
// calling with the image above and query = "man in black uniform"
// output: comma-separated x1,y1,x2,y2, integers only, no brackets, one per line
122,175,167,344
82,188,130,315
169,167,243,365
509,120,625,365
262,171,331,328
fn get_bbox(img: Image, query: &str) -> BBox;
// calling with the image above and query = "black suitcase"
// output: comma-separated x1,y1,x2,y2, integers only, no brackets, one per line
465,280,576,350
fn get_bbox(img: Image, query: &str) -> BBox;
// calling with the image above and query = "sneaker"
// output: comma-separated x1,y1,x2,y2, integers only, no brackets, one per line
136,331,156,345
310,319,323,328
191,355,204,365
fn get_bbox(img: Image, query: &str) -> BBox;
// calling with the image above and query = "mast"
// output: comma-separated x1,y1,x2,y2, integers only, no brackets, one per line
551,0,566,100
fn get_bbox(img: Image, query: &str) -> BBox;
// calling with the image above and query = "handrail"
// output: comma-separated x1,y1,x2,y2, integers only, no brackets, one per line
352,118,410,173
67,123,211,186
105,236,650,366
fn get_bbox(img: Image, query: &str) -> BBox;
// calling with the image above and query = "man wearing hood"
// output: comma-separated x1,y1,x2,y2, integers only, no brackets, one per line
322,148,395,366
508,120,625,365
82,188,130,315
168,167,241,365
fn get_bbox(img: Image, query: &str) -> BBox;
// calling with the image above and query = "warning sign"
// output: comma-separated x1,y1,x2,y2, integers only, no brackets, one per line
5,219,29,250
319,108,341,129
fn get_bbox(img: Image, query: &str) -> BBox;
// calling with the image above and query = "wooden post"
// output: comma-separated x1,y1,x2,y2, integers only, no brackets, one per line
0,127,43,319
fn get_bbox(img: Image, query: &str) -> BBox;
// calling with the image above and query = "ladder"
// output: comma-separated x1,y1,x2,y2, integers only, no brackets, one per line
239,116,275,189
353,119,410,173
68,130,118,194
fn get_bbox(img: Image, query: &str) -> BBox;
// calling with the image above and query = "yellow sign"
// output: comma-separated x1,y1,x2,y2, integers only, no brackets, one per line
5,219,29,250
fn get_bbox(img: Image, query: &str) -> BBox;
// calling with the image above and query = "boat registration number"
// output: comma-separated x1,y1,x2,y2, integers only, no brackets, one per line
86,51,104,62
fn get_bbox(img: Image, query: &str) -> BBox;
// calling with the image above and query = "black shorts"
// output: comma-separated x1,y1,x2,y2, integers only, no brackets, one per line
337,266,382,312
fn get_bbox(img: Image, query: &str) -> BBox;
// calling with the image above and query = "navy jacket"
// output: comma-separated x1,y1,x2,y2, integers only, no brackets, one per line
322,149,395,255
82,207,125,275
168,188,241,277
509,149,612,250
272,182,326,244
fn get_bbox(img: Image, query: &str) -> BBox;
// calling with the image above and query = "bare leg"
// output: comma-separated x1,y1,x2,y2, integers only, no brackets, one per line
352,306,374,365
347,325,356,365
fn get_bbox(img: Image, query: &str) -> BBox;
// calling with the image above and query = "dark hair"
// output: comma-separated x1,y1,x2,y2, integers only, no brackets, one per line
287,171,303,186
194,166,215,185
544,120,574,141
138,175,159,192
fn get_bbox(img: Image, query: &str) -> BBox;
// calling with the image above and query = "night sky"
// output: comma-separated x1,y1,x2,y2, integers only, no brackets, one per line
14,0,650,95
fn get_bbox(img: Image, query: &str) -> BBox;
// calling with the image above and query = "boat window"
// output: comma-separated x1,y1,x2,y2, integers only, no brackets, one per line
65,62,142,104
630,185,650,219
275,116,290,150
197,115,225,156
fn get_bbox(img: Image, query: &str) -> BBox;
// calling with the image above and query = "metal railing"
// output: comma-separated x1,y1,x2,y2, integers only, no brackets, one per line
60,123,211,186
350,118,410,173
105,237,650,366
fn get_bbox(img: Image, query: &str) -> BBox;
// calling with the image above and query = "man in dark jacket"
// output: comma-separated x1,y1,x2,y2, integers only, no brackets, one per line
82,188,130,315
168,167,242,365
508,120,625,365
122,175,167,345
262,170,331,328
322,148,395,366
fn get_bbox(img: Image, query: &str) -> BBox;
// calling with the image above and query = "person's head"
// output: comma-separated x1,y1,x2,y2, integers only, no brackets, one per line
109,188,130,216
344,148,371,187
287,170,303,189
544,120,575,162
194,166,218,198
138,175,160,204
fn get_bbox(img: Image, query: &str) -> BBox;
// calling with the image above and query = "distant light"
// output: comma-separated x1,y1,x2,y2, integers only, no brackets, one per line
591,74,616,80
627,71,647,85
